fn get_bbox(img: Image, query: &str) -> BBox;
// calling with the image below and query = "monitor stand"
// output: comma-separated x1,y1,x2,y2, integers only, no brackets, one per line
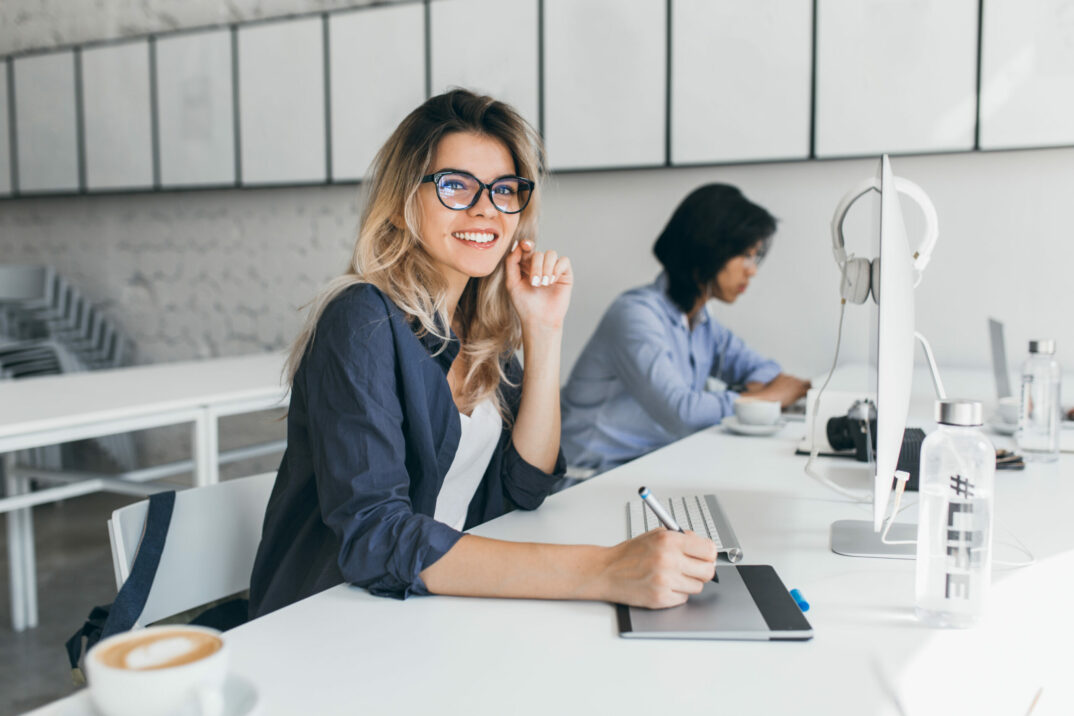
830,520,915,559
829,330,945,559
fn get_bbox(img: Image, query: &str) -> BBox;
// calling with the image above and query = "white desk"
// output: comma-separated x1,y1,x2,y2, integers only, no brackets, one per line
30,368,1074,715
1,353,289,631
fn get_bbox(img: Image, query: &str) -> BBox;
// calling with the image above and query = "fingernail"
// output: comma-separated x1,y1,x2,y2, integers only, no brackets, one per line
511,240,518,252
549,275,558,284
541,275,551,286
531,276,540,287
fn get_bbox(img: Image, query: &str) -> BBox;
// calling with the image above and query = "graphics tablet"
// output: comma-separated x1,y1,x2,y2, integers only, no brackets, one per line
617,564,813,641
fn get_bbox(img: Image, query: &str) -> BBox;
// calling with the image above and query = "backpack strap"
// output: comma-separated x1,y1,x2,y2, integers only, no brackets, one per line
65,490,176,671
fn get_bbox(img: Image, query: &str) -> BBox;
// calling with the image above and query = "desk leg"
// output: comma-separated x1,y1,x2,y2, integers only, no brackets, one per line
206,409,219,486
191,412,220,487
4,453,37,631
18,473,37,627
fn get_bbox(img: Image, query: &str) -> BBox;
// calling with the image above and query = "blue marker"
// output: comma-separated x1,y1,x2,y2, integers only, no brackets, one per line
790,588,810,612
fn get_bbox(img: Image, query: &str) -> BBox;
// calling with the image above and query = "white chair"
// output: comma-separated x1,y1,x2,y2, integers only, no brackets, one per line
107,471,275,628
0,264,55,312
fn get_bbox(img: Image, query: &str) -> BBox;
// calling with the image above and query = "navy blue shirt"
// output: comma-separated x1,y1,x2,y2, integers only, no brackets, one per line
249,283,565,618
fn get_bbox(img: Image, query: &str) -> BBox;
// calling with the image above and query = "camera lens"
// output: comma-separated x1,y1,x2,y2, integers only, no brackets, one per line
826,415,856,451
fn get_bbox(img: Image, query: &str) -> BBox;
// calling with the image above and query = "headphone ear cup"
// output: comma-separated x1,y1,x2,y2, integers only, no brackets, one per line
840,257,872,304
870,258,881,305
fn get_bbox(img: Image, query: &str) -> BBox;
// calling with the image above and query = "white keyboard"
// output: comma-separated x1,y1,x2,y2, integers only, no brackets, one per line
627,493,743,563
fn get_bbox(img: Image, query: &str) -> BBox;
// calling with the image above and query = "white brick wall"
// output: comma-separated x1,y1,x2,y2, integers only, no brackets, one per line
0,186,360,363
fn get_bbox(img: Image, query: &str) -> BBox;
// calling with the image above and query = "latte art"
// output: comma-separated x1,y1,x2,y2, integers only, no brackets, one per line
95,629,223,670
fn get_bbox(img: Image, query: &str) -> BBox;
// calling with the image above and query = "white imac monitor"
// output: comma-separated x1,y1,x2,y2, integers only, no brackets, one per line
830,155,936,559
873,154,916,531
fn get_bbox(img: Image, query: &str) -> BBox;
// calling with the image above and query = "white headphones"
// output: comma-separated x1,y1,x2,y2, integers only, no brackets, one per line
830,174,938,304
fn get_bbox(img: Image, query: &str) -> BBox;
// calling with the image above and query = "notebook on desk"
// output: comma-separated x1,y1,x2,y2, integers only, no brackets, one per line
617,564,813,640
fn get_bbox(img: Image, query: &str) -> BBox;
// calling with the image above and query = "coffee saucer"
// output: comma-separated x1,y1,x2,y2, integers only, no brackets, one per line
223,675,260,716
987,418,1017,436
721,416,786,436
197,675,259,716
83,675,260,716
171,675,261,716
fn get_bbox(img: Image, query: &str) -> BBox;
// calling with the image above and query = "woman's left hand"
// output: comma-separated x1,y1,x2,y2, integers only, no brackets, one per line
504,240,573,331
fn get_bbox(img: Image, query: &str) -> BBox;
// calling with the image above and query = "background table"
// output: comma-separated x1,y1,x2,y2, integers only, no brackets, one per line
0,353,288,631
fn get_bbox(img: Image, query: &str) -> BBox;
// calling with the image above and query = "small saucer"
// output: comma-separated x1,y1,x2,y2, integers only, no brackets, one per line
85,675,259,716
722,415,786,436
173,675,260,716
987,418,1017,436
224,675,260,716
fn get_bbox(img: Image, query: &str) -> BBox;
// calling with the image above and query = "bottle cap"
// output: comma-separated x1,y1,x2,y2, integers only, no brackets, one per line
1029,339,1056,355
935,399,983,427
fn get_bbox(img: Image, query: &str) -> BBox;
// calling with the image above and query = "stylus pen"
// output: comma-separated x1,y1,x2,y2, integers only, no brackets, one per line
638,487,682,532
638,487,718,582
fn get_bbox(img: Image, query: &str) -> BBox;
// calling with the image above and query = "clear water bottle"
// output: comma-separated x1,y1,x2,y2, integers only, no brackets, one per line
915,400,995,628
1017,339,1061,462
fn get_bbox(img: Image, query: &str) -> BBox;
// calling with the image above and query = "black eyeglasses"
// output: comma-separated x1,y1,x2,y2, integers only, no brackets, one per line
741,250,764,270
421,169,535,214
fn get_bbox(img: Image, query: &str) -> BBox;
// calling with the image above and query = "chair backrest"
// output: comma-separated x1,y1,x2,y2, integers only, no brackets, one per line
0,264,49,303
107,472,275,627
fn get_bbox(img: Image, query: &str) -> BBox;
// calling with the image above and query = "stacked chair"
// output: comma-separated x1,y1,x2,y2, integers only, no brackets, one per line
0,264,136,471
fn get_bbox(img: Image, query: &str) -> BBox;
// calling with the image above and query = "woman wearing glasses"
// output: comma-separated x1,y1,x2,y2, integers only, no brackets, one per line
561,183,811,474
249,90,717,618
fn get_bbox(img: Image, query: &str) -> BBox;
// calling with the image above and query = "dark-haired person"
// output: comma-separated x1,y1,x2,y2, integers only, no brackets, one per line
560,183,810,473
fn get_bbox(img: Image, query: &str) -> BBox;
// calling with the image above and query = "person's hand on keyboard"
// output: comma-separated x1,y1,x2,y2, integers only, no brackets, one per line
597,530,717,609
740,373,811,407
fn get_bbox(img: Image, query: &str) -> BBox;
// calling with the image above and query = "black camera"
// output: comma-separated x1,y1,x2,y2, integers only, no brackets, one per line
826,399,877,462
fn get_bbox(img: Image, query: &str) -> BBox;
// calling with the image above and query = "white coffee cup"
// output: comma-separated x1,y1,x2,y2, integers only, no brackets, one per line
997,396,1020,426
85,625,228,716
734,397,781,426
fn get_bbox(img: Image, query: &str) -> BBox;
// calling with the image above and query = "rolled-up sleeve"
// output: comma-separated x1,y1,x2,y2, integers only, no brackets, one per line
712,328,781,387
501,439,566,510
303,303,462,599
603,302,736,438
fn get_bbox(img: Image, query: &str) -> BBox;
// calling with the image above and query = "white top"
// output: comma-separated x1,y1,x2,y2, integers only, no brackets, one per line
433,399,501,530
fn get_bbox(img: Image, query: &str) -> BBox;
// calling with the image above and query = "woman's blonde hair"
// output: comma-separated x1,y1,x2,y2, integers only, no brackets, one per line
285,89,546,417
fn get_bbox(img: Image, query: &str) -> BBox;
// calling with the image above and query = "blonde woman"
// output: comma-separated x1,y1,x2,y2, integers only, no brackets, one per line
249,90,716,619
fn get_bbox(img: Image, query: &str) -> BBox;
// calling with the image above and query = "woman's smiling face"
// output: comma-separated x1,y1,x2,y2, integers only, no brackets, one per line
417,131,521,291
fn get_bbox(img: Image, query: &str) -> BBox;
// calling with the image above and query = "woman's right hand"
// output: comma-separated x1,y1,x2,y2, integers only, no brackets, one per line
504,239,573,332
597,529,717,609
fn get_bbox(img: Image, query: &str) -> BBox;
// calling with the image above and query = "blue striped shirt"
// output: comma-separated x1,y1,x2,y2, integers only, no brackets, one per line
561,273,781,473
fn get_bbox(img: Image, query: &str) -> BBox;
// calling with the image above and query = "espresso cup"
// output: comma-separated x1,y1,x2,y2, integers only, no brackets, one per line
734,397,781,426
85,625,228,716
997,396,1020,426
